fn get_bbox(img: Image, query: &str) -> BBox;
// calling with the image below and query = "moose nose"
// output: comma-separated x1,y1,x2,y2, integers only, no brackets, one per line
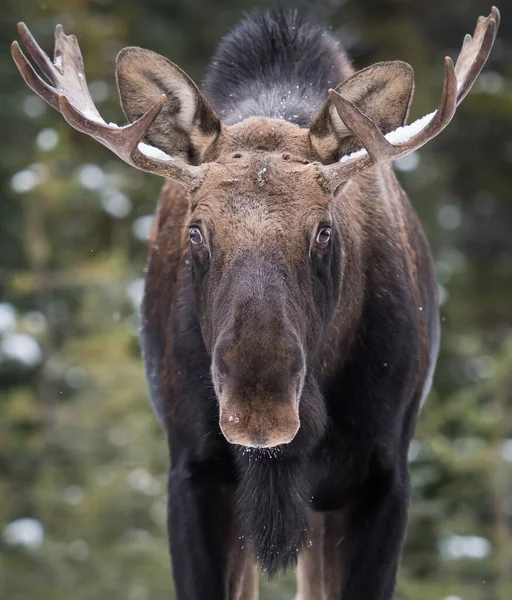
212,333,305,448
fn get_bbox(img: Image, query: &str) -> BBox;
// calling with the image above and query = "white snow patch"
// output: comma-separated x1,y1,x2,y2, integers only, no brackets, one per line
54,55,62,69
3,518,44,549
138,142,172,161
338,111,437,163
1,333,42,366
81,107,106,124
385,111,437,145
339,147,367,164
65,104,119,128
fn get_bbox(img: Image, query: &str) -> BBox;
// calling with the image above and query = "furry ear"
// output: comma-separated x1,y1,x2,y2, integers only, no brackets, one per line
116,47,221,164
309,61,414,163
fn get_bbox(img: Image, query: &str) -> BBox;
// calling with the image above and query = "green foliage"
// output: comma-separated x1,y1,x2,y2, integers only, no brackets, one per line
1,1,511,598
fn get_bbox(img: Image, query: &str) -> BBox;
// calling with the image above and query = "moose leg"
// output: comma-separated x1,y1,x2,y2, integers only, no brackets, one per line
227,543,259,600
295,510,325,600
295,509,346,600
167,463,258,600
325,461,410,600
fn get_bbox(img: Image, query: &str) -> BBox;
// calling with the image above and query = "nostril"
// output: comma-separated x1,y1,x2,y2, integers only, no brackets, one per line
214,354,230,383
290,353,303,379
287,341,305,378
213,335,233,380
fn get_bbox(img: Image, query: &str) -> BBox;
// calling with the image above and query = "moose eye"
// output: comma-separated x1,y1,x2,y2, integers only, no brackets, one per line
189,227,204,246
315,227,331,248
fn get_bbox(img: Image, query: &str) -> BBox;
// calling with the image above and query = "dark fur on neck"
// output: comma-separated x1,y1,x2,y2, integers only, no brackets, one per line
202,8,351,126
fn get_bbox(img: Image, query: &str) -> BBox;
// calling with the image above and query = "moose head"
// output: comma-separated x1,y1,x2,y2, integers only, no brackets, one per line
12,8,499,449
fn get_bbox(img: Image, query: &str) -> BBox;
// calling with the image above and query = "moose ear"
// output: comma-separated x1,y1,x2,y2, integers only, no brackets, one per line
309,61,414,163
116,47,221,164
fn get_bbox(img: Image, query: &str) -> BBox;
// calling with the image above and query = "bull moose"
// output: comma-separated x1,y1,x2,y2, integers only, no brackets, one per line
12,6,500,600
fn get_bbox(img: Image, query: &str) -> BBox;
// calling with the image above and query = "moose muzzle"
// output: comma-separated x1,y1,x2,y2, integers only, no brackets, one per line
212,332,305,448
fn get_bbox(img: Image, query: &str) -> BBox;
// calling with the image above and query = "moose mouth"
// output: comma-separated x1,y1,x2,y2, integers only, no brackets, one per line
219,398,301,448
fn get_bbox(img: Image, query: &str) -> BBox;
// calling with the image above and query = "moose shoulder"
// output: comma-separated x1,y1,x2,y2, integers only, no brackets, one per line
12,7,500,600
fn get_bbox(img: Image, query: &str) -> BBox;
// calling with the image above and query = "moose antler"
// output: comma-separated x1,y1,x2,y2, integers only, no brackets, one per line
11,23,206,190
320,6,500,189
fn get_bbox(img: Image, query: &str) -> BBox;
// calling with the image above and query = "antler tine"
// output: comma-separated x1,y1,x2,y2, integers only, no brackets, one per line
53,23,104,123
58,92,163,161
54,24,85,73
455,6,500,105
392,56,458,158
17,22,57,84
12,22,205,188
328,89,393,163
59,93,203,187
11,40,60,110
12,22,107,123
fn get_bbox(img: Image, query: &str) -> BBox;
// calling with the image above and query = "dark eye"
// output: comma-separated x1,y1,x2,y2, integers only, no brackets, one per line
315,227,331,248
189,227,204,246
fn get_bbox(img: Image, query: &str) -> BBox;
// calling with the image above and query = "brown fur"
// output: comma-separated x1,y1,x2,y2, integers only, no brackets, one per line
149,134,433,445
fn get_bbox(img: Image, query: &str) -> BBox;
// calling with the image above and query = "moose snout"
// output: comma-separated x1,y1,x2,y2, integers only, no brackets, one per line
212,333,305,448
219,403,300,448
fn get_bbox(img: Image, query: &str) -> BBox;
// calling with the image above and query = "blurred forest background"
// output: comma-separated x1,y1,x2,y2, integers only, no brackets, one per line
0,0,511,599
